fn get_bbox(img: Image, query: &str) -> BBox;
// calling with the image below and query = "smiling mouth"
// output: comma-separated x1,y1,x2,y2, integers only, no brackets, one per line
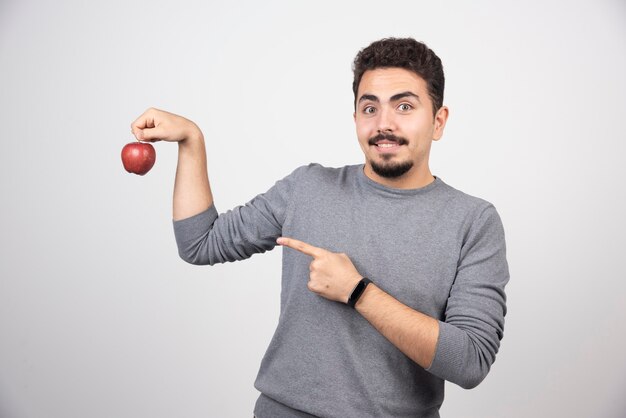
368,133,408,149
369,135,407,154
375,141,400,148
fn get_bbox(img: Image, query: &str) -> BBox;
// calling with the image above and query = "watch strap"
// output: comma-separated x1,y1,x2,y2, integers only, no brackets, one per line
347,277,372,308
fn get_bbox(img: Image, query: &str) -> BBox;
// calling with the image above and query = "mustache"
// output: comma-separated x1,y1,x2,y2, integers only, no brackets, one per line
368,133,408,146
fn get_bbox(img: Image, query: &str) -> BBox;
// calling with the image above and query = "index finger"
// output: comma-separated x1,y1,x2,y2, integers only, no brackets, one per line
277,237,325,258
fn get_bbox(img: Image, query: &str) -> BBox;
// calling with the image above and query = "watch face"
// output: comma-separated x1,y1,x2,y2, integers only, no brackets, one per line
349,278,370,307
354,281,366,295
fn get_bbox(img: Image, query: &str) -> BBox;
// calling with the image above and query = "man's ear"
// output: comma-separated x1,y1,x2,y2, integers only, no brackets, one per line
433,106,449,141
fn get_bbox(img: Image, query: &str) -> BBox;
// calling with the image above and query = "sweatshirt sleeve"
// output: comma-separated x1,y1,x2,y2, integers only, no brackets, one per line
426,204,509,389
172,166,303,265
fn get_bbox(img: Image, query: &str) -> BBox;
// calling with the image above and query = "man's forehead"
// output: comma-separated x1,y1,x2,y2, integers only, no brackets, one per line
357,68,427,99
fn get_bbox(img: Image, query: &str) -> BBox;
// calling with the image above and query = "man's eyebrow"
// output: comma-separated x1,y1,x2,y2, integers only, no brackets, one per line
358,94,379,103
390,91,420,102
357,91,420,104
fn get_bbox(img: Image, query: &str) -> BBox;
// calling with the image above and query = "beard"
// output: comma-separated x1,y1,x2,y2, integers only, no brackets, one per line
370,158,414,178
368,132,413,178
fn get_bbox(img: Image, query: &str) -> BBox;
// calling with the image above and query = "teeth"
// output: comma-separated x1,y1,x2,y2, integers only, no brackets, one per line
377,143,396,148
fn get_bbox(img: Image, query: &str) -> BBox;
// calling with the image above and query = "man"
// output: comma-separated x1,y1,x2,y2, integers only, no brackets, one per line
131,38,509,418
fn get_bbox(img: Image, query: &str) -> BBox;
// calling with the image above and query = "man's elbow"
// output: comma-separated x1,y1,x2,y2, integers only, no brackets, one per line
456,362,490,390
178,248,213,265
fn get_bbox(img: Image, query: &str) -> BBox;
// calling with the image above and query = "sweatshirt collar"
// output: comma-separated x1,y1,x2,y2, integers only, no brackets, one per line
356,164,442,196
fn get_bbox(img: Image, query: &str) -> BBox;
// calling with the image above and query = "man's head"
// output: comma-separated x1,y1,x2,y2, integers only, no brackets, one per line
352,38,449,187
352,38,445,117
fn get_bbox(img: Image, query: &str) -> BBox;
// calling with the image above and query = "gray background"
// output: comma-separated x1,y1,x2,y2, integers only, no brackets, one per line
1,0,625,417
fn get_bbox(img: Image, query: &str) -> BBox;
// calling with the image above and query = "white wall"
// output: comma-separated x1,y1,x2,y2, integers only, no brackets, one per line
1,0,625,417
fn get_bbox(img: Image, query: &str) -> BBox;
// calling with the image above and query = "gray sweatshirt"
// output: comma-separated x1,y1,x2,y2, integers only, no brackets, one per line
173,163,509,418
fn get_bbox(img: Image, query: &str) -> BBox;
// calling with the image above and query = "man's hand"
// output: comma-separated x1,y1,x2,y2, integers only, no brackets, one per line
277,237,362,304
131,107,201,143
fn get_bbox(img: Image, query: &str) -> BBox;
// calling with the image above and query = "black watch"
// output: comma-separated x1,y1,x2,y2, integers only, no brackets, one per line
347,277,372,308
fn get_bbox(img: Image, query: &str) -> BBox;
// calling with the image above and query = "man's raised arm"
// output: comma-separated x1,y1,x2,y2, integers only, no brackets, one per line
131,107,213,220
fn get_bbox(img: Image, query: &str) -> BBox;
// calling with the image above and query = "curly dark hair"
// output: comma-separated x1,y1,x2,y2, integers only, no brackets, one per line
352,38,445,116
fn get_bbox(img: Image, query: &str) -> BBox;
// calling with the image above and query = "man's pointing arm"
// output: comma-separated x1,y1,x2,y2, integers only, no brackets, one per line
277,236,439,369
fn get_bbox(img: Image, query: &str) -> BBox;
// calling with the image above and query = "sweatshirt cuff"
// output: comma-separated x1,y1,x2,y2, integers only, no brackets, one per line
426,320,491,389
172,205,218,242
426,321,465,378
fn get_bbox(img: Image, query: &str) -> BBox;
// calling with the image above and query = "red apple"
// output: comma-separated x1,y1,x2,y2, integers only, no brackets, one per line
121,142,156,175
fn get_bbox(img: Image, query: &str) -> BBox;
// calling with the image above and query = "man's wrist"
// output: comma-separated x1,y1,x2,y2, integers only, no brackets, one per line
347,277,372,308
354,281,377,310
179,130,203,145
178,131,206,160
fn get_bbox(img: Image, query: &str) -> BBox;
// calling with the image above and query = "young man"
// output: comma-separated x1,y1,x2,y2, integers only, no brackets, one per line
131,38,509,418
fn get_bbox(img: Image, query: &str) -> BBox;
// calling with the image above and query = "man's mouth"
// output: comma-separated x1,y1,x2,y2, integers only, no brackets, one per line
375,140,400,148
368,133,408,151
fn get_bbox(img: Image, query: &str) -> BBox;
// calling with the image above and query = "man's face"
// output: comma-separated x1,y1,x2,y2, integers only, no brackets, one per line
354,67,448,187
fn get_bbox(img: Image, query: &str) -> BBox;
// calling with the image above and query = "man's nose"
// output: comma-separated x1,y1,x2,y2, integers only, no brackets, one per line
377,107,395,132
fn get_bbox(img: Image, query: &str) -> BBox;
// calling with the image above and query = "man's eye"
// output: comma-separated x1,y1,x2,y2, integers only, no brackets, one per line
398,103,412,111
363,106,376,114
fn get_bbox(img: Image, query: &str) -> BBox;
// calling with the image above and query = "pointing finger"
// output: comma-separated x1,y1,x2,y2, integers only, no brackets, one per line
277,237,325,258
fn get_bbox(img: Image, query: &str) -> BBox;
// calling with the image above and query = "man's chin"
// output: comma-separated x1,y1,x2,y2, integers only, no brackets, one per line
370,159,414,178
